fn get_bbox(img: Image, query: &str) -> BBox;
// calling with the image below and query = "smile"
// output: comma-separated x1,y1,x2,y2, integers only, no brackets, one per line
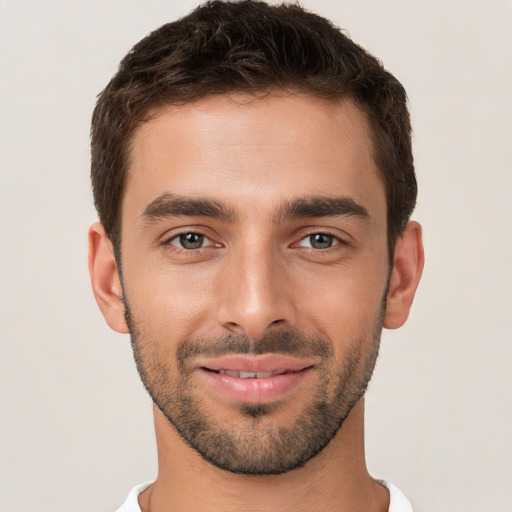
196,355,315,403
212,369,293,378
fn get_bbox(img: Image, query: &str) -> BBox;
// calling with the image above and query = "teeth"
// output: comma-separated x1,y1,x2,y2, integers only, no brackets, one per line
240,371,258,379
218,370,286,378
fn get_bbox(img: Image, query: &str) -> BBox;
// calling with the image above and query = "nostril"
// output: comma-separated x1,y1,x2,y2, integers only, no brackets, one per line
270,319,285,326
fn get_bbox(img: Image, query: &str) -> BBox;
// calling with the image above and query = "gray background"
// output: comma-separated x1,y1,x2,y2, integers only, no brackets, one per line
1,1,511,510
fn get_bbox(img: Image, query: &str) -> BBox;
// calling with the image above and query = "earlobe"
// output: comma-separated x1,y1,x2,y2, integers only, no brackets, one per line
383,221,425,330
88,222,129,334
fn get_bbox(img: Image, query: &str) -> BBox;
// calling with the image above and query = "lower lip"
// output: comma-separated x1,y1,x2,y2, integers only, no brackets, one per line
199,368,313,403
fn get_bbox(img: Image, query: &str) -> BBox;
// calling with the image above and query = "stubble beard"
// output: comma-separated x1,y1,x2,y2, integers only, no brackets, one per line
124,302,383,476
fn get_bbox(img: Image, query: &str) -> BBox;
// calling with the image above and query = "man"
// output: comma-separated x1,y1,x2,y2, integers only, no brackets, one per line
88,1,424,510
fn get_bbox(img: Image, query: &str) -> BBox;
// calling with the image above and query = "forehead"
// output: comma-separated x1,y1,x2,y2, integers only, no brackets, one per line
124,92,385,220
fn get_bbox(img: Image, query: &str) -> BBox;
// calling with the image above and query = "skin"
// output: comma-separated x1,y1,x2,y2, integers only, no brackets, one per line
89,92,424,511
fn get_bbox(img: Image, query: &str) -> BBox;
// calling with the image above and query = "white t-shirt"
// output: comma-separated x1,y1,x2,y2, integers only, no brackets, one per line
115,480,412,511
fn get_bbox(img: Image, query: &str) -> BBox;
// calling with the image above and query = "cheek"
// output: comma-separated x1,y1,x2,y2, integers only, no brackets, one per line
123,261,217,340
297,261,388,346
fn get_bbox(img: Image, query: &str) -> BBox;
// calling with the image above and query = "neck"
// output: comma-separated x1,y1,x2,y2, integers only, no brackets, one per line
139,399,389,512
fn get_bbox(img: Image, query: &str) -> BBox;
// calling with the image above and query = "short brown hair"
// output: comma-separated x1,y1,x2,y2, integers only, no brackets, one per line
91,0,416,259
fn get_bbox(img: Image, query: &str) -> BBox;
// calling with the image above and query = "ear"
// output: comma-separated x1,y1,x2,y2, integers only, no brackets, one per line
383,221,425,330
88,222,129,334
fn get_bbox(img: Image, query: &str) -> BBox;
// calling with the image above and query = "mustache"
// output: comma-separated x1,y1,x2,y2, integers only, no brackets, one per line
177,330,333,362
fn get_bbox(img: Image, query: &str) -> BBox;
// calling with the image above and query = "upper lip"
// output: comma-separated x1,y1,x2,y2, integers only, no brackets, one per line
196,354,314,373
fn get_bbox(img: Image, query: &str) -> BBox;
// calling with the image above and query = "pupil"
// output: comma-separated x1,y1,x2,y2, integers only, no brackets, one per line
180,233,204,249
311,233,332,249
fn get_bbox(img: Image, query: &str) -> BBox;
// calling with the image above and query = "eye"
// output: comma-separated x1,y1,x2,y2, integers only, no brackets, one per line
298,233,339,249
168,232,212,250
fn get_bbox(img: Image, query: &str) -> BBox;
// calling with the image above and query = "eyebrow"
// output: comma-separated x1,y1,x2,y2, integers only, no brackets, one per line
272,196,370,223
140,193,370,225
141,193,237,223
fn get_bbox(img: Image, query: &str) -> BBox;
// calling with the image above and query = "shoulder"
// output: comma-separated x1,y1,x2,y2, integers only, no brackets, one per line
114,482,153,512
379,480,413,512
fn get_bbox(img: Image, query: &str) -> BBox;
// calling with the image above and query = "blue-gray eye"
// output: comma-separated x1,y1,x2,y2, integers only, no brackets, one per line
173,233,205,249
298,233,337,249
310,233,334,249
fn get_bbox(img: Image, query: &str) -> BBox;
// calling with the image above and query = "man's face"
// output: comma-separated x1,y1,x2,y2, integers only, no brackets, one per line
119,93,390,474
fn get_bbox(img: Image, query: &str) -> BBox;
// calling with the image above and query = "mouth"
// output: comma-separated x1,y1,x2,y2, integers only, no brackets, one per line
207,369,303,379
196,355,315,403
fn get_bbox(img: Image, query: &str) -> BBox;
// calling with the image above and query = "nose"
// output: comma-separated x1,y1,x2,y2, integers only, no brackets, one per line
215,244,296,339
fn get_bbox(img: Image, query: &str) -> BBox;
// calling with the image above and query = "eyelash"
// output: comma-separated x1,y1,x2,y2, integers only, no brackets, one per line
164,231,220,251
293,230,348,252
162,229,348,254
